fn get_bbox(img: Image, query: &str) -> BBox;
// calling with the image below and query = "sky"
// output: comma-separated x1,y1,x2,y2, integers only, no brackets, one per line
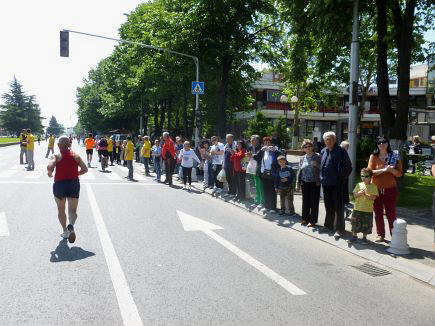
0,0,144,129
0,1,433,130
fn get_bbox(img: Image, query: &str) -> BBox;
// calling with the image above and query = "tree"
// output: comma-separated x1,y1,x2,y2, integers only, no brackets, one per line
0,78,43,135
244,111,271,140
46,116,64,136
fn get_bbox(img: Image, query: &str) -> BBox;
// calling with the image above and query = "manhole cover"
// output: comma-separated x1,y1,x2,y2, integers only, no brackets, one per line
350,263,391,277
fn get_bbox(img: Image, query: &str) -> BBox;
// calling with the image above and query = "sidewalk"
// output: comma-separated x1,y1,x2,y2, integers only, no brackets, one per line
134,160,435,286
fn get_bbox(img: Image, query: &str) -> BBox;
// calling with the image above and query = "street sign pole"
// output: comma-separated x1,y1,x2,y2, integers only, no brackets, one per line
194,58,200,148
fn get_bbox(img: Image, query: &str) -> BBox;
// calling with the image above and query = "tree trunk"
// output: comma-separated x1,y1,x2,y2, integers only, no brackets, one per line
167,97,172,133
153,102,159,137
217,56,231,138
183,91,188,138
174,100,180,134
159,100,166,133
391,0,416,141
375,0,394,137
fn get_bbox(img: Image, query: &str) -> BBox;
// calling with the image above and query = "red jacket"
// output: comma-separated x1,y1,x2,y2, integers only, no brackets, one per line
231,149,246,173
162,137,176,160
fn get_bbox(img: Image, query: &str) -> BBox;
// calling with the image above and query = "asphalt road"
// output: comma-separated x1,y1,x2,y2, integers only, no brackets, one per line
0,142,434,326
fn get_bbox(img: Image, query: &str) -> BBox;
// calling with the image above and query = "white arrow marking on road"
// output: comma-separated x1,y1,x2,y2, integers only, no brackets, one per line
0,212,10,236
177,211,306,296
86,184,143,326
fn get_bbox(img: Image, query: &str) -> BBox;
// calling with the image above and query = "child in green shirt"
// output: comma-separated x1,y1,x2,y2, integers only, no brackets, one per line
348,168,379,244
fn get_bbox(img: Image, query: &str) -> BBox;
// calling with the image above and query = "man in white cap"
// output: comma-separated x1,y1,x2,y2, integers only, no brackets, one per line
47,136,88,243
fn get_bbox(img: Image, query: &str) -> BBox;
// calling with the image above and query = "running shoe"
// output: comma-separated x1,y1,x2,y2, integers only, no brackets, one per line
67,224,76,243
61,231,69,239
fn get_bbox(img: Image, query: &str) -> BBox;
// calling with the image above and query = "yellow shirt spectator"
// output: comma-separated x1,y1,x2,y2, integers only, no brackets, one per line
124,141,134,161
108,138,113,152
141,140,151,158
48,136,55,148
26,133,35,151
353,182,378,213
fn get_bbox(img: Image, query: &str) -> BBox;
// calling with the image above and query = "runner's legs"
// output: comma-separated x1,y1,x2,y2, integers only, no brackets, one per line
67,197,79,226
54,197,67,232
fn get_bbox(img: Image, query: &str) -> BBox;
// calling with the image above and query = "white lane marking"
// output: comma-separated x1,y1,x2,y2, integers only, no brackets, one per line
104,170,123,181
0,212,10,236
0,170,18,178
86,184,144,326
25,171,44,179
80,170,95,180
177,211,307,296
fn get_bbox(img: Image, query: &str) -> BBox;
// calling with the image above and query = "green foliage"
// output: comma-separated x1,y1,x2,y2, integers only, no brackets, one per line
45,116,64,136
267,117,290,149
244,112,271,140
0,78,44,136
356,137,375,171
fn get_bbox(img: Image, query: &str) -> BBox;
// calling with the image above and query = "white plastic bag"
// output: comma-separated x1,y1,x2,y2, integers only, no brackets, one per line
246,158,257,175
217,168,226,183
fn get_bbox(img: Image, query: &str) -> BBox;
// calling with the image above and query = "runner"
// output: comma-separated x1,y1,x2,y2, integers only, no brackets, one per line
84,133,95,167
46,134,55,158
47,136,88,243
19,129,27,164
26,129,35,171
97,136,109,171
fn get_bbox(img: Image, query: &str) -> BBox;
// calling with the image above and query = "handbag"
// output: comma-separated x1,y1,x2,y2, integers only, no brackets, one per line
217,168,226,183
246,158,257,174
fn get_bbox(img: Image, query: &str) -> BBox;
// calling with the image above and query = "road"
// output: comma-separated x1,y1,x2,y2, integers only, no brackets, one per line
0,142,434,326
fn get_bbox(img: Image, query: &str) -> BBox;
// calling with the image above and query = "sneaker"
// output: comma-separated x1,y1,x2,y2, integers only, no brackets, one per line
307,223,317,228
67,224,76,243
375,236,385,242
347,236,358,243
334,231,342,240
361,238,369,245
269,209,277,214
60,231,69,239
301,220,309,226
256,205,264,210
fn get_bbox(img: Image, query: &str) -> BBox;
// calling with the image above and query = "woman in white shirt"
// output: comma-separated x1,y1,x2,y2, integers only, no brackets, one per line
179,141,201,190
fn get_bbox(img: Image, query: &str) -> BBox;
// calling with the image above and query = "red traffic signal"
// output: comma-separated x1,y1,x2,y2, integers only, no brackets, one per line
60,31,69,57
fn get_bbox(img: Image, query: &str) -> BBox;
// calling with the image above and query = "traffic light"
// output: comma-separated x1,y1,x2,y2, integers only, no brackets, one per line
60,31,69,57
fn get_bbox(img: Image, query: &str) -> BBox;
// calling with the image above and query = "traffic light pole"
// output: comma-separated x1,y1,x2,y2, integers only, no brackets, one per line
61,29,200,145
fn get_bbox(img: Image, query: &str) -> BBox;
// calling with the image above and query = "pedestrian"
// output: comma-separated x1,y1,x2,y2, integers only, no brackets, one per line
121,140,128,167
135,136,143,163
175,136,184,177
37,135,41,145
124,136,135,180
275,155,295,216
340,140,351,207
199,139,212,189
224,134,237,196
46,134,55,158
107,135,114,166
179,141,201,190
47,136,88,243
348,168,379,244
151,139,162,182
296,139,321,226
210,136,225,192
26,128,35,171
230,139,247,201
141,136,151,176
162,132,176,186
409,135,422,173
19,129,28,165
246,135,264,208
84,133,95,167
253,136,284,213
368,136,403,242
320,131,352,239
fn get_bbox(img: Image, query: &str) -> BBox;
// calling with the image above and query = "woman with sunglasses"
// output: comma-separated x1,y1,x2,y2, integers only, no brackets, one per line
296,139,321,226
368,136,403,242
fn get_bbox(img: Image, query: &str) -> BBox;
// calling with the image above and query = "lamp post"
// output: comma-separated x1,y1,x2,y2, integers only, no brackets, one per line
291,95,299,149
280,94,289,125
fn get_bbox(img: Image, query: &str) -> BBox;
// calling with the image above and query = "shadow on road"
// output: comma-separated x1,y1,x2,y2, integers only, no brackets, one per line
50,239,95,263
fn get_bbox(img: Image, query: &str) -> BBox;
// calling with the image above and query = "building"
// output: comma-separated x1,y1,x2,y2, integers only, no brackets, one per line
236,64,434,142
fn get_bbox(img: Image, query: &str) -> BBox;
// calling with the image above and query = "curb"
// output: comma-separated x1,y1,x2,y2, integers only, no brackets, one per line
201,187,435,287
0,142,20,147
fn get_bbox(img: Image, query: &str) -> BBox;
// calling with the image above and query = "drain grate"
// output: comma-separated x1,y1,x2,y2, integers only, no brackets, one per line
350,263,391,277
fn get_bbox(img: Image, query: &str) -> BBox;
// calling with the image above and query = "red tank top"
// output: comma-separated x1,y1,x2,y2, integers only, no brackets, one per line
54,150,79,181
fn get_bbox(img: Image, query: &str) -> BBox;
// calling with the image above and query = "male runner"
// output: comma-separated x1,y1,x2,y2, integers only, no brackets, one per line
47,136,88,243
107,136,114,166
46,134,55,158
26,129,35,171
84,133,95,167
97,136,109,171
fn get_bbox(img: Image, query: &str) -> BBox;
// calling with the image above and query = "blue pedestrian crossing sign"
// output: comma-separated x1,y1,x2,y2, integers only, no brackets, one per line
192,81,205,94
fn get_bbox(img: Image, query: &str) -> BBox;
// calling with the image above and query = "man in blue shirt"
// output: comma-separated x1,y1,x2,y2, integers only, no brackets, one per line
320,131,352,239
